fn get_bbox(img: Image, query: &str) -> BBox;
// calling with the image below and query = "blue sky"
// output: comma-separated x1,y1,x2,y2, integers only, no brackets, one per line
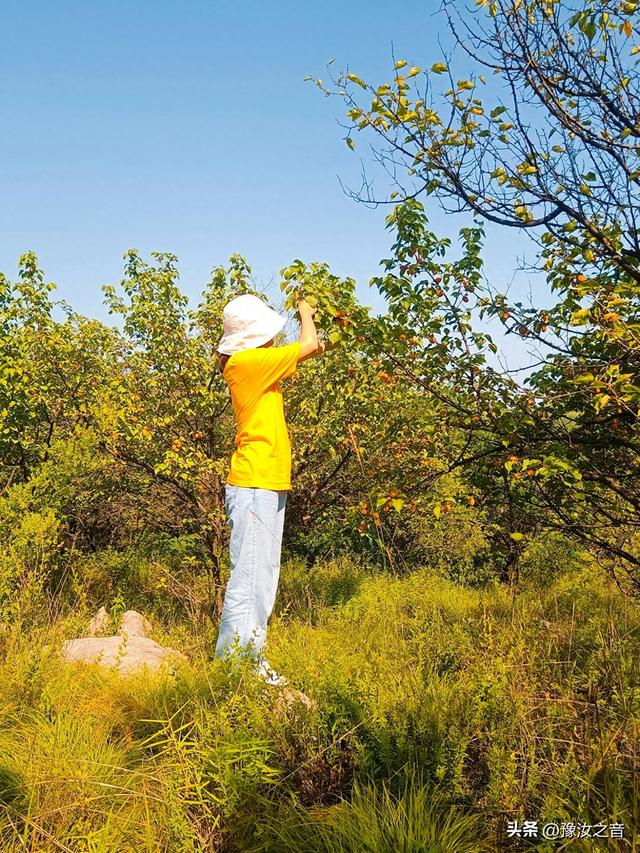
1,0,538,363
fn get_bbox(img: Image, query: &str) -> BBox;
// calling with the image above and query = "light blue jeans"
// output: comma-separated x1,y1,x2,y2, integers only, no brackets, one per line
215,485,287,683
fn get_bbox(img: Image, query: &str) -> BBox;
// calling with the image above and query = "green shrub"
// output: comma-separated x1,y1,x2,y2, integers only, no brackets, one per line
0,508,62,628
276,556,370,622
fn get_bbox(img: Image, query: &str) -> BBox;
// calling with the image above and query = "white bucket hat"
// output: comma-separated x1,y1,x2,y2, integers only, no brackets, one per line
217,293,286,355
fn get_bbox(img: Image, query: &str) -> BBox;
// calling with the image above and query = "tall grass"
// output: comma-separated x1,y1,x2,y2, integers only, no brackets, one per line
0,558,637,850
258,773,489,852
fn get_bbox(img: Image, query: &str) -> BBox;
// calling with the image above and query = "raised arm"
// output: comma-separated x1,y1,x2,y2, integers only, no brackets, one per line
296,299,341,363
297,299,319,359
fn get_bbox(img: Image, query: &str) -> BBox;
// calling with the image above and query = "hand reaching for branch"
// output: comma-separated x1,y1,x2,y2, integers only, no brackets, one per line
297,298,317,318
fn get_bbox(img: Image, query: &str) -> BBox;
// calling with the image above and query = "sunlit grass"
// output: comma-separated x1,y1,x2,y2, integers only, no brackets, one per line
0,560,637,850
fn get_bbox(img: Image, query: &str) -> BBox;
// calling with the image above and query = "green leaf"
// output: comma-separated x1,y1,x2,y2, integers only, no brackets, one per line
346,73,367,89
431,63,448,74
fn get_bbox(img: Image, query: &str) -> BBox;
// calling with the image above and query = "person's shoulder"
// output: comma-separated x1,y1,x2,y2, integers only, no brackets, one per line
224,347,265,375
245,343,299,359
226,348,257,365
269,341,301,357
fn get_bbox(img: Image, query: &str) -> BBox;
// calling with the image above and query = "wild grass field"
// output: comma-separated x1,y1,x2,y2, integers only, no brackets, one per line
0,550,637,851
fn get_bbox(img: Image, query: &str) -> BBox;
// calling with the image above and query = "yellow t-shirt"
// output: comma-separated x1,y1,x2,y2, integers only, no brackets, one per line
223,342,301,491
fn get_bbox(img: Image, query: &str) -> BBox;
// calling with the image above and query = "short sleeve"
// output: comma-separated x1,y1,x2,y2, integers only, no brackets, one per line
244,342,301,392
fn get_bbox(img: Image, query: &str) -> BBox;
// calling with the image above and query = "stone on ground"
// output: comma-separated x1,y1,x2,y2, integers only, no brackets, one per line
273,685,317,714
87,606,111,637
120,609,152,637
61,608,187,674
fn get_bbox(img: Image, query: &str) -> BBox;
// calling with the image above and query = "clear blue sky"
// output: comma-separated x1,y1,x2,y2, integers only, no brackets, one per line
1,0,537,363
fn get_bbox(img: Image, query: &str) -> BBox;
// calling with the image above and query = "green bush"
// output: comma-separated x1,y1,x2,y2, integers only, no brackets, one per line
0,508,62,628
276,556,370,622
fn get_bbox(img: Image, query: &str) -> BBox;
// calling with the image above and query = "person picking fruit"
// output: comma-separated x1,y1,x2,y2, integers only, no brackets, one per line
214,292,332,685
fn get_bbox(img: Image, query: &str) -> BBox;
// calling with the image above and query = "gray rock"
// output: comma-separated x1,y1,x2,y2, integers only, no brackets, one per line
120,610,152,638
273,686,317,714
62,608,187,674
61,635,187,674
87,606,111,637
